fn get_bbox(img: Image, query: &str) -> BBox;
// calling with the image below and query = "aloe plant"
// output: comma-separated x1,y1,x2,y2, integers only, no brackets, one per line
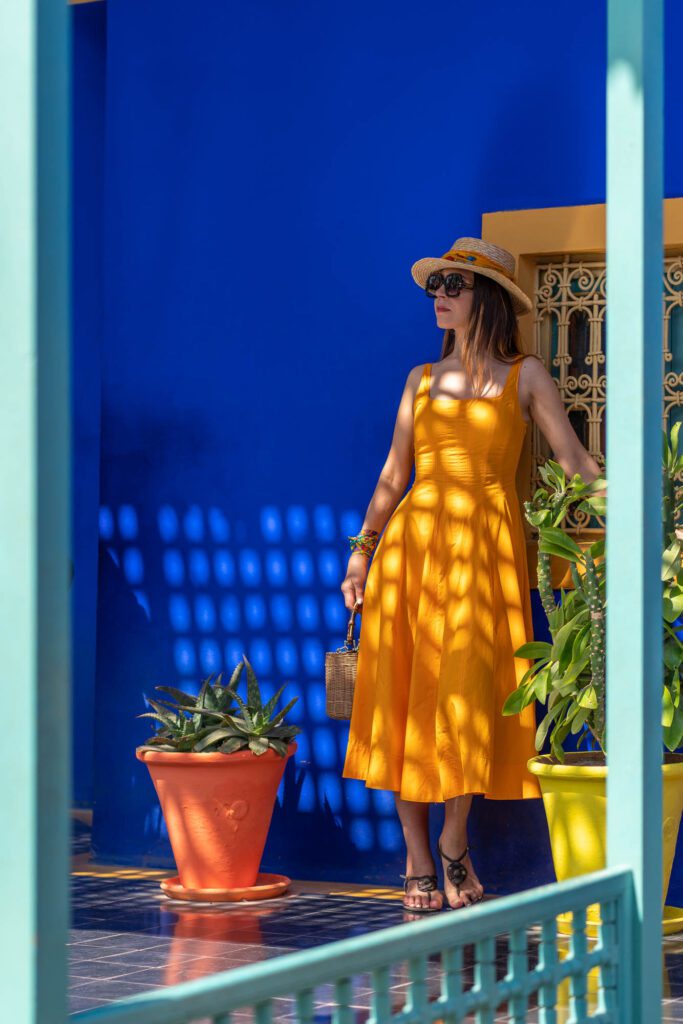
502,421,683,762
138,653,301,757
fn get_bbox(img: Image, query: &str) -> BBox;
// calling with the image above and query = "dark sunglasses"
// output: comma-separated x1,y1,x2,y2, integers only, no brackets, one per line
424,270,475,298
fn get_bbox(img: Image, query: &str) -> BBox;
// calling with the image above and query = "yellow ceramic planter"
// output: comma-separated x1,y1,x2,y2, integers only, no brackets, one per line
528,751,683,935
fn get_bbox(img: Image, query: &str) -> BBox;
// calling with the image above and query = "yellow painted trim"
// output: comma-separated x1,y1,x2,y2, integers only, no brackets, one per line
481,199,683,587
70,847,411,897
71,868,170,879
71,853,170,878
69,854,433,900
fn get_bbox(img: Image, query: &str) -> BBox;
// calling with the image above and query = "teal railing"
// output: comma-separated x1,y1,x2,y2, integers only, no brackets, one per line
72,867,632,1024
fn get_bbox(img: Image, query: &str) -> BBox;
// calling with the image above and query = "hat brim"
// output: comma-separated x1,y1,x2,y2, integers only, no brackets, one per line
411,257,533,317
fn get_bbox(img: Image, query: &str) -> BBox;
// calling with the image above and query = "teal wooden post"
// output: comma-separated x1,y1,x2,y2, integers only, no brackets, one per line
606,1,664,1022
0,1,71,1023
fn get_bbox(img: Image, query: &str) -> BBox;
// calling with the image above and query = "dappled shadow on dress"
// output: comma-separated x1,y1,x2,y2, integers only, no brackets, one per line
342,359,540,804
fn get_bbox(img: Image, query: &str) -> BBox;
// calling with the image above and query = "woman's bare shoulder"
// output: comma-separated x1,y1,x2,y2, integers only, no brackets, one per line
517,352,552,384
399,363,428,394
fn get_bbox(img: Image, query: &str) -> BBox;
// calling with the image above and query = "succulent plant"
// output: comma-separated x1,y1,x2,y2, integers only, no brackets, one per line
500,459,607,761
138,653,301,757
502,423,683,762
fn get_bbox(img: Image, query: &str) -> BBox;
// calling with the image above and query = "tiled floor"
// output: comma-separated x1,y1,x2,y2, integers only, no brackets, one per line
69,818,683,1022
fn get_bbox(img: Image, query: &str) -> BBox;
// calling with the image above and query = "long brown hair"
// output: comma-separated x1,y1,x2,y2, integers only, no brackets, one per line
439,273,542,396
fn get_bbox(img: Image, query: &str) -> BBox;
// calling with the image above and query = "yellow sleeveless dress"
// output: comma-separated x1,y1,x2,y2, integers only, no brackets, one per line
342,355,542,802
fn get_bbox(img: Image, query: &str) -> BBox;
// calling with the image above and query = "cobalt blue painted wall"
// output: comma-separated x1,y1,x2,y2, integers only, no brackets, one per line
71,1,106,806
82,0,683,897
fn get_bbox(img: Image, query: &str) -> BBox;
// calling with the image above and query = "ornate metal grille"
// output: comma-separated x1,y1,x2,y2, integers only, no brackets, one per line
533,253,683,532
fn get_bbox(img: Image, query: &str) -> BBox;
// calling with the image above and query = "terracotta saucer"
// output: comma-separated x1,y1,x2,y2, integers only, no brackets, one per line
160,872,291,903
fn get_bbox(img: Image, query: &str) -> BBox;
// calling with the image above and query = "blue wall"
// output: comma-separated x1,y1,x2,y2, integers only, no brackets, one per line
71,0,106,806
75,0,683,898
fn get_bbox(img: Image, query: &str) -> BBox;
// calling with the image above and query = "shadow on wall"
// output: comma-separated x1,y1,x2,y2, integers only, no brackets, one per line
91,500,555,892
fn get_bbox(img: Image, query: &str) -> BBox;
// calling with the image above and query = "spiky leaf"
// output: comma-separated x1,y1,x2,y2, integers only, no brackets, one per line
248,736,270,756
227,659,245,692
242,653,261,708
219,737,248,754
194,728,238,752
231,690,256,730
155,685,201,708
263,684,287,720
269,696,300,728
268,738,290,757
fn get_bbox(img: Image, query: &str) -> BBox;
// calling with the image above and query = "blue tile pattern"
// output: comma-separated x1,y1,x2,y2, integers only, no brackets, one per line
69,824,683,1021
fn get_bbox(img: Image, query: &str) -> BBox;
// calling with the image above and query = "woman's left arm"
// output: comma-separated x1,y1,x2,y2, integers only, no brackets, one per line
520,356,606,496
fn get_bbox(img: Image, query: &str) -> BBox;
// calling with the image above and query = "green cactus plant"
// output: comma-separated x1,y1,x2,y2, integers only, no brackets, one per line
138,653,301,757
502,421,683,762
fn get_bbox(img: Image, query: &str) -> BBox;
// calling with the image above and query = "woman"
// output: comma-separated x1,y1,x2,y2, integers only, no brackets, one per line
340,236,605,915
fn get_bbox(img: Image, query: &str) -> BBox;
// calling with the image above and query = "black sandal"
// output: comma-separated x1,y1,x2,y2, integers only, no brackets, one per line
399,872,441,913
437,841,484,908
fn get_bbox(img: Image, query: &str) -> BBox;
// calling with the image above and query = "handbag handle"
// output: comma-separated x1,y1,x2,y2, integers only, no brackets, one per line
344,598,363,649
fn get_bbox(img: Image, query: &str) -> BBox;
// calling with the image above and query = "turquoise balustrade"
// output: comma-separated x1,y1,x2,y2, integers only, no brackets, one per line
71,867,630,1024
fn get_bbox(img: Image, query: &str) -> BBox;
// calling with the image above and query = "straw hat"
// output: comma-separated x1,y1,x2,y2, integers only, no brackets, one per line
411,236,533,316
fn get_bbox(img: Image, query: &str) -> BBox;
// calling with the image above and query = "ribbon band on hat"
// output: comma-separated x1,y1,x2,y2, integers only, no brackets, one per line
410,235,533,316
442,248,515,282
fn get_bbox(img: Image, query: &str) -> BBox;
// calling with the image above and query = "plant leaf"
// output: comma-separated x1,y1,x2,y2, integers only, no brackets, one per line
243,653,261,709
664,640,683,672
144,701,180,729
570,704,591,735
538,527,586,563
588,538,605,561
531,666,551,702
559,650,591,688
502,682,535,716
664,700,683,751
155,685,199,708
223,714,253,735
176,705,225,720
268,741,290,757
262,684,287,720
269,724,301,738
231,691,256,730
219,736,247,754
514,641,552,660
551,618,580,670
227,659,245,692
137,712,175,727
663,685,675,728
663,540,682,581
577,684,598,710
194,728,237,752
248,736,269,756
269,696,299,727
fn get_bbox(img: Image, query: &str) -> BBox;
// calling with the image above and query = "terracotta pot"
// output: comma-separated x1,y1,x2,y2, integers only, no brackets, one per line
137,742,296,890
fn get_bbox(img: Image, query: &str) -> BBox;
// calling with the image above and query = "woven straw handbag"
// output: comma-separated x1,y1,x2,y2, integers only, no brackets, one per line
325,598,362,720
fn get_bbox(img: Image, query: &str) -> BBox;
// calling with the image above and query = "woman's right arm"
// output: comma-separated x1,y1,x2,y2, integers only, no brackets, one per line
340,364,424,611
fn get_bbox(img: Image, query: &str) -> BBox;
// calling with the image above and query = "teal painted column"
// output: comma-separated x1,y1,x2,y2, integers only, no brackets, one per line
0,1,71,1023
606,0,664,1021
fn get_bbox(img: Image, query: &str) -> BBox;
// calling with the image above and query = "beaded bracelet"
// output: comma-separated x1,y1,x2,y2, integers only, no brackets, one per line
348,529,379,558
